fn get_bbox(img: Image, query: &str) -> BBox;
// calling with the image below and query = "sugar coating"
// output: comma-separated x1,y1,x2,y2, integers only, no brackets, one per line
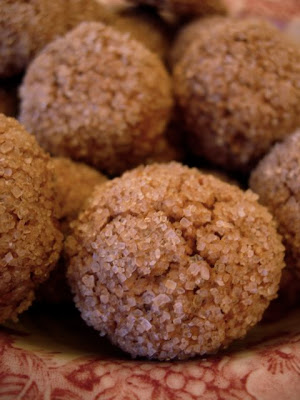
66,162,284,360
128,0,227,18
169,16,225,67
0,87,18,117
111,7,170,60
37,157,108,304
173,18,300,171
0,0,112,77
0,114,63,322
20,22,173,176
250,131,300,305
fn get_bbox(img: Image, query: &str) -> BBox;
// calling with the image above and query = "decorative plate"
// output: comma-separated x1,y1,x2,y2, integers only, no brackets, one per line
1,2,299,400
0,305,299,400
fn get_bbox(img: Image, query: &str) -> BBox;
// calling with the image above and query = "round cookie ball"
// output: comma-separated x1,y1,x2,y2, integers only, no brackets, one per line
66,162,284,360
111,7,170,60
0,114,63,322
19,22,173,176
173,18,300,171
0,0,112,78
169,16,225,67
37,157,108,304
128,0,227,18
250,131,300,305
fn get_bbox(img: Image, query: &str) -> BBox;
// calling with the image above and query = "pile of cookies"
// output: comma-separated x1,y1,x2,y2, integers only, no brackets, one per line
0,0,299,360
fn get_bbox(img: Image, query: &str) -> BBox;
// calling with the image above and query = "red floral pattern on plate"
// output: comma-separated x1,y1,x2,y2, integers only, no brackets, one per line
0,3,299,399
0,307,299,400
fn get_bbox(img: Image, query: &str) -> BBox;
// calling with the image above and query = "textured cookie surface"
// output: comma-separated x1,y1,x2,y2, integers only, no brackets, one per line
20,22,173,175
67,162,284,360
0,114,63,322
